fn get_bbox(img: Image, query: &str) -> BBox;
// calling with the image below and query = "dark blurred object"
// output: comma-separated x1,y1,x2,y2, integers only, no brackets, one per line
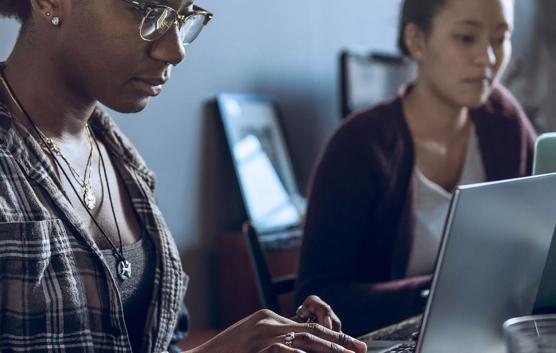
216,228,300,327
243,222,299,314
169,303,190,353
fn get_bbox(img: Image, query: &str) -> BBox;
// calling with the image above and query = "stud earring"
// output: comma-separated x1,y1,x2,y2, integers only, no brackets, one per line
46,12,51,16
51,16,61,26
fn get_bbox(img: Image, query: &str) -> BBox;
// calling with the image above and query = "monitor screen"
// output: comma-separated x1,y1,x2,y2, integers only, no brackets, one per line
341,51,416,117
217,94,305,233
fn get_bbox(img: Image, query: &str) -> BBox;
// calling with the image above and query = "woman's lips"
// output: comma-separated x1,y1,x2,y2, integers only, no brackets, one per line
132,77,166,96
463,77,492,85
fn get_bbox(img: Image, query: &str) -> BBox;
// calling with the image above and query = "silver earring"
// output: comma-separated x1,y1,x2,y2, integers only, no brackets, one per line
51,16,61,26
46,12,51,16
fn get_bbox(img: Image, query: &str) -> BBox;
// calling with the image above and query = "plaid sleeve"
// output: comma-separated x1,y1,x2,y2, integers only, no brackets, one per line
168,301,190,352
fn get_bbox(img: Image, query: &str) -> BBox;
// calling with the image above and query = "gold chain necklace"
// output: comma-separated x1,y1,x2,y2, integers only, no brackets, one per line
0,68,131,280
0,73,97,210
40,126,97,210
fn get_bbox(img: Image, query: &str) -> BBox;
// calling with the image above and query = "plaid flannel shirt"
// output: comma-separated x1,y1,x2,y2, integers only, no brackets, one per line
0,99,189,353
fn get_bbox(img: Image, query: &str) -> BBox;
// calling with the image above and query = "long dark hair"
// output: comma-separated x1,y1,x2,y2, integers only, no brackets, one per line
397,0,448,56
0,1,31,22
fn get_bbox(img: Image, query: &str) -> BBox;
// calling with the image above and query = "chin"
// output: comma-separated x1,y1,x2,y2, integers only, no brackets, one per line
464,91,493,109
102,96,151,113
449,85,493,109
462,96,488,109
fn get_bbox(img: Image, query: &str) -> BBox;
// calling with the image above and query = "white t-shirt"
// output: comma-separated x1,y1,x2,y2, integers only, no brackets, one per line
405,128,486,277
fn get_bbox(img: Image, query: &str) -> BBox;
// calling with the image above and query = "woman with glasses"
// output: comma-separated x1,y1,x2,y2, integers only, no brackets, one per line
0,1,367,353
295,0,536,337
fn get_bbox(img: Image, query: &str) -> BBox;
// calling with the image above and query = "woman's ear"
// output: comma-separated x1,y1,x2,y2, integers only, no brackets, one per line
404,23,426,62
29,0,67,26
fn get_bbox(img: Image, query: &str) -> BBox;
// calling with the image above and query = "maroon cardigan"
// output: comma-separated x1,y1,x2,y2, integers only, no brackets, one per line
294,85,537,336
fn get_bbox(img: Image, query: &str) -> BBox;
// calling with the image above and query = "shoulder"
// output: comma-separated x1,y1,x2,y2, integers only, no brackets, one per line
480,85,529,123
0,100,17,151
0,97,15,127
0,117,27,218
474,84,536,136
324,96,411,161
314,96,413,181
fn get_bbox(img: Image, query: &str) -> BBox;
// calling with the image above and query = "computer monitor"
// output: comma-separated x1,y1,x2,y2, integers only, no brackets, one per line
216,94,305,234
339,51,416,118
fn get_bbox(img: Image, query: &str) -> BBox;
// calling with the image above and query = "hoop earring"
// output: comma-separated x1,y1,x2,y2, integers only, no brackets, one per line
51,16,61,26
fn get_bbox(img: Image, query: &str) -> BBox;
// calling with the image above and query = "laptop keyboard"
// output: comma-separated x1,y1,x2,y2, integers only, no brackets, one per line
371,324,419,342
383,343,416,353
360,315,422,342
359,316,421,353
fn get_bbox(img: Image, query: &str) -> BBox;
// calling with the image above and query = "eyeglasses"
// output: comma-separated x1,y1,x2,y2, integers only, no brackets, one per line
122,0,213,45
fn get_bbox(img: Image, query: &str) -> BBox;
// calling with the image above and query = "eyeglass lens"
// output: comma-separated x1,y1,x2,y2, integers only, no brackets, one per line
140,7,207,44
180,14,205,44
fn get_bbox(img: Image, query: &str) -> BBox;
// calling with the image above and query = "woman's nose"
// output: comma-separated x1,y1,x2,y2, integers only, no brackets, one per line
149,25,186,66
475,44,497,67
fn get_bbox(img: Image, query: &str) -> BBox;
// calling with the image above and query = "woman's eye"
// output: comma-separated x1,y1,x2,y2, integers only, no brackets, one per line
454,34,476,44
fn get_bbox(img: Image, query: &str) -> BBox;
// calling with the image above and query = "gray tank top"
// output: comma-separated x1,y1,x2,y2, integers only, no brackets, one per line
101,234,156,353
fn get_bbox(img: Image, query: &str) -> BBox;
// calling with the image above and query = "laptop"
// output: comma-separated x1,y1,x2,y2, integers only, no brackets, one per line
362,172,556,353
215,94,306,246
533,132,556,176
532,133,556,313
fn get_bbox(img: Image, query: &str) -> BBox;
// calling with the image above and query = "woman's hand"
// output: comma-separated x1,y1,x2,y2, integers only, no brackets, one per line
292,295,342,332
187,309,366,353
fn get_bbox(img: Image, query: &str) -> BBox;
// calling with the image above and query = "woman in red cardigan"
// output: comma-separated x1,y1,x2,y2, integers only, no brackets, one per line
295,0,536,337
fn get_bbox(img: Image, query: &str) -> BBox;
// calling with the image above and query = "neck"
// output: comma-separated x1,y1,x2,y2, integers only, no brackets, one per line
403,79,470,143
3,39,96,142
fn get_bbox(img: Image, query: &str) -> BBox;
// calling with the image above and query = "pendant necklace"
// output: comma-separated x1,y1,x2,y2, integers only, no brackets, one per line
0,69,131,281
39,124,97,210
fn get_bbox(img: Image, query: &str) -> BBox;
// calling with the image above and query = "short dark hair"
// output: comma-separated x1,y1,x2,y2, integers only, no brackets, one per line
0,1,32,22
397,0,448,56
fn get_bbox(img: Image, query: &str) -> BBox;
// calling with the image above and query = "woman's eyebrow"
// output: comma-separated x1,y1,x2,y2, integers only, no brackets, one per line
455,19,512,32
455,19,482,28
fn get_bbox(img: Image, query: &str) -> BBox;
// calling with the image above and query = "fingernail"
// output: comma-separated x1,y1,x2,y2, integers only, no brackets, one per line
325,315,333,329
354,339,367,351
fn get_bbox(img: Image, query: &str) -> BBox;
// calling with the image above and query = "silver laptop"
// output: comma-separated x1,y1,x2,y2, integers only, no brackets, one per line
364,173,556,353
533,132,556,176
